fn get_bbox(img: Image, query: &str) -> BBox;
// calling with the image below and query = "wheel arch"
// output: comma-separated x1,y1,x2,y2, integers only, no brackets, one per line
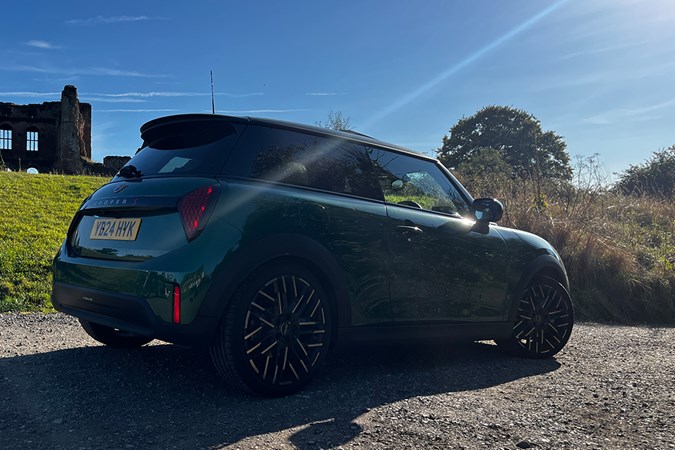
199,233,352,345
507,254,570,322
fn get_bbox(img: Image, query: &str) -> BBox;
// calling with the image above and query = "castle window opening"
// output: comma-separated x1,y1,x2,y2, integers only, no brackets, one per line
26,128,39,152
0,126,11,150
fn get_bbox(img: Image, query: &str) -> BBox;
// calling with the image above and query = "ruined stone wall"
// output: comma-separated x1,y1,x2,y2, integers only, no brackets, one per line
0,102,59,172
103,155,131,171
0,85,92,173
79,102,92,160
55,85,84,173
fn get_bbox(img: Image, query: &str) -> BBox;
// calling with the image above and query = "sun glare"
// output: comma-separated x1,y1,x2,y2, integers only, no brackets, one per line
361,0,570,131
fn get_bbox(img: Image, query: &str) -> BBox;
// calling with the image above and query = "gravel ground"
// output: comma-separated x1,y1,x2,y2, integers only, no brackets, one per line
0,313,673,450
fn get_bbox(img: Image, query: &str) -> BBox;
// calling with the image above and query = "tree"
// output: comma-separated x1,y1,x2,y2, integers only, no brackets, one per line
454,147,513,197
316,110,352,131
456,147,512,180
437,106,572,181
615,146,675,198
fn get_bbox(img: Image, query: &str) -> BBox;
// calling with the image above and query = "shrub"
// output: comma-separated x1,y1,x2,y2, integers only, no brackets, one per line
456,155,675,324
615,146,675,199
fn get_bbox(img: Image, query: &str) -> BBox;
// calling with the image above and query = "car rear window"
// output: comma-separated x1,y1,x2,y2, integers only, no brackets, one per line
113,121,239,180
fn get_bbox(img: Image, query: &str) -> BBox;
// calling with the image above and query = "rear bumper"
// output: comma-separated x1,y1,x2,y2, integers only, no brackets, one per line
52,282,216,347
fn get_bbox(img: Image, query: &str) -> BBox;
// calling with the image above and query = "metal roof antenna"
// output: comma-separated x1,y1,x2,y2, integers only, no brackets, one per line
210,70,216,114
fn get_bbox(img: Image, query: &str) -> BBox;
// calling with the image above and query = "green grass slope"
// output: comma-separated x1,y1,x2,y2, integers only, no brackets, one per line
0,172,106,312
1,170,672,324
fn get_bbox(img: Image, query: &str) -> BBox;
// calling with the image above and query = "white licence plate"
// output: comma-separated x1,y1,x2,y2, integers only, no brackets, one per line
89,218,142,241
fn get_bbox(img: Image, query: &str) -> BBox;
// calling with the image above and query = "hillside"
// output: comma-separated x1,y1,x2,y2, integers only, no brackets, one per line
0,171,672,324
460,170,675,325
0,172,106,312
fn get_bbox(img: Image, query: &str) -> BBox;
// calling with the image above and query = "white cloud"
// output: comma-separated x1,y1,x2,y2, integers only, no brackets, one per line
0,90,263,103
88,68,166,78
1,64,165,78
97,109,181,113
0,91,60,98
305,92,340,96
583,99,675,125
80,97,147,103
556,40,649,61
87,91,263,98
25,40,61,50
530,60,675,93
32,76,80,84
66,16,167,25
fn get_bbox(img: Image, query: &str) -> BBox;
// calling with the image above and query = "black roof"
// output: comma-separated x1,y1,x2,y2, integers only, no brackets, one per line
140,113,434,161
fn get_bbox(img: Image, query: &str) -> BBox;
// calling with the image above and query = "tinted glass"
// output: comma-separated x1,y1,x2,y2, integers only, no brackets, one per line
367,146,471,216
113,122,238,180
239,125,382,200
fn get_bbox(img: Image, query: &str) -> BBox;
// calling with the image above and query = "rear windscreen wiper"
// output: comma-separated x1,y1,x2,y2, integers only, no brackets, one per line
117,165,143,179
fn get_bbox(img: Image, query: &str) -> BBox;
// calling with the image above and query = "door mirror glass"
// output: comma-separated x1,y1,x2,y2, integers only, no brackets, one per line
391,179,404,191
472,198,504,223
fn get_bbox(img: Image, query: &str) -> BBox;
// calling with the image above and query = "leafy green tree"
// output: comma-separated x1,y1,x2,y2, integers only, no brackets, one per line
454,147,513,197
437,106,572,181
316,110,352,131
456,147,512,180
615,146,675,198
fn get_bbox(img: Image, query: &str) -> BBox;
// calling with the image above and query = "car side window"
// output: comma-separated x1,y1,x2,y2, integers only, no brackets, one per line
367,146,471,217
244,126,382,200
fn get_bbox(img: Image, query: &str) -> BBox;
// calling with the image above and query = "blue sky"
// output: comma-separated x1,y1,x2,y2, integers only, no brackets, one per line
2,0,674,178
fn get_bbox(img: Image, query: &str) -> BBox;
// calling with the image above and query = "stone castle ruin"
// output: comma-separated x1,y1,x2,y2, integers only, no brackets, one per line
0,85,128,174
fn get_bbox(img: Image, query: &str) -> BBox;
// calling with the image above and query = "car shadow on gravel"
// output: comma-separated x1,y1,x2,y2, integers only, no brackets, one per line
0,340,560,449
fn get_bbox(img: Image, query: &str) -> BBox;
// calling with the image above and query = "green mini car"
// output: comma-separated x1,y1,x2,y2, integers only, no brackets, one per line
52,114,574,396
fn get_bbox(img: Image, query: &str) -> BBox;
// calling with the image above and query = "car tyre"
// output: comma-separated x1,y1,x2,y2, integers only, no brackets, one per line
210,262,333,397
79,319,153,348
497,276,574,359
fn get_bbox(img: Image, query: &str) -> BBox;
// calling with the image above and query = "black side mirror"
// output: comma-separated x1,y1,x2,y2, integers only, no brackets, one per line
472,198,504,223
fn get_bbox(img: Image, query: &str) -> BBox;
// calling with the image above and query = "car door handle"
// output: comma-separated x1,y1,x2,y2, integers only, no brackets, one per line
395,225,423,234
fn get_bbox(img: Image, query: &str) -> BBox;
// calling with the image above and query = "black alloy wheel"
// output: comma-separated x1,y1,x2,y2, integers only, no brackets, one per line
497,277,574,358
210,262,332,396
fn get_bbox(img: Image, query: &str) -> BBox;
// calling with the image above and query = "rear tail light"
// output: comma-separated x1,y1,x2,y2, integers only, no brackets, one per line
173,284,181,324
177,185,219,241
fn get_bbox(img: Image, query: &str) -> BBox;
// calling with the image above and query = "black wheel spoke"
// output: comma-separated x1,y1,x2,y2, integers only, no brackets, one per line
245,335,278,359
509,279,574,357
245,309,276,329
292,287,317,318
242,274,328,387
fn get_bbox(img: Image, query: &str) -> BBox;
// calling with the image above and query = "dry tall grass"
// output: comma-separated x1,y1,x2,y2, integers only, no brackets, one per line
458,156,675,324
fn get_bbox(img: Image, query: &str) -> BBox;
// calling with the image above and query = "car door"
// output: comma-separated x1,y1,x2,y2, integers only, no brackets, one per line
228,125,393,326
368,146,511,323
